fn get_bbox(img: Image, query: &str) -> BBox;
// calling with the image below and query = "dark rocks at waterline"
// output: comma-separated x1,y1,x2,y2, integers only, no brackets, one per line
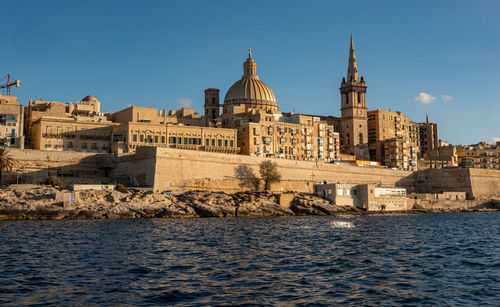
0,185,356,220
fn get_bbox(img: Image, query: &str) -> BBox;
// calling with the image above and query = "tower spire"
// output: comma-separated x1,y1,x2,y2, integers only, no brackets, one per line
347,34,359,82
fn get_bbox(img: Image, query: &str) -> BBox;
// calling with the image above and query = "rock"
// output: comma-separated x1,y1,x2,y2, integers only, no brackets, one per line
290,193,351,215
237,201,294,216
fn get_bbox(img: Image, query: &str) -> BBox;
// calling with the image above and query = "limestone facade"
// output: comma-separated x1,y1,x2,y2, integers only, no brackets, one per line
418,145,458,169
234,110,339,161
218,50,340,162
0,94,24,148
111,122,238,154
24,96,114,152
456,142,500,170
367,109,414,161
339,36,369,160
113,147,413,194
110,105,238,154
357,184,408,211
383,137,418,171
314,182,408,211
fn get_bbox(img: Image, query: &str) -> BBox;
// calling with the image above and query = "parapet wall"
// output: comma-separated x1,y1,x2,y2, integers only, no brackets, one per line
7,148,499,200
150,147,413,193
468,168,500,199
404,168,500,200
4,149,113,185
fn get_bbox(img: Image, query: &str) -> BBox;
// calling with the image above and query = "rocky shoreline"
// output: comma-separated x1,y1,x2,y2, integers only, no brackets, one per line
0,185,498,220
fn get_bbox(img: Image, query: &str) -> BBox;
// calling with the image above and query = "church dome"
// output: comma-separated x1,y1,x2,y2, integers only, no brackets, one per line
81,95,99,103
224,50,278,110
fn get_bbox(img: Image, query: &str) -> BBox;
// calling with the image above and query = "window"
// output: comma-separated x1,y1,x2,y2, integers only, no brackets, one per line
161,136,165,143
218,139,222,147
206,139,210,146
133,134,137,142
140,135,144,142
212,139,215,146
154,136,159,143
177,137,181,144
169,137,176,144
184,138,188,145
230,140,234,147
224,140,228,147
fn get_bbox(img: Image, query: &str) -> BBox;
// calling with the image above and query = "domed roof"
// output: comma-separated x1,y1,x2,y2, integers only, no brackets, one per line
81,95,99,103
224,49,277,110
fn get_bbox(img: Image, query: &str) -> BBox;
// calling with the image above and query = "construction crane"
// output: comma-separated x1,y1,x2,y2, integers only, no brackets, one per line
0,74,21,96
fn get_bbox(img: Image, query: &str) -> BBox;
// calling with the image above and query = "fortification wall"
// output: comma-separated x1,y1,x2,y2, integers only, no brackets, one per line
407,168,500,200
468,168,500,199
411,199,500,210
7,147,497,199
110,147,156,187
150,147,413,193
3,148,113,185
409,168,472,196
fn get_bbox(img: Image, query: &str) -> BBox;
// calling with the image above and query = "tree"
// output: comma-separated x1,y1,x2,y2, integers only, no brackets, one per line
259,160,281,191
0,148,14,186
235,164,260,191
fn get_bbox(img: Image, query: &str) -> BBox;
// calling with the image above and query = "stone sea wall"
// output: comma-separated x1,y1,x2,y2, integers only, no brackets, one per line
4,148,112,185
403,167,500,200
5,147,500,200
113,147,413,193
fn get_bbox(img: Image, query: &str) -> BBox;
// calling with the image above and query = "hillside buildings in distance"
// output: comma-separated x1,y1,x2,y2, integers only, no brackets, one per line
1,36,499,171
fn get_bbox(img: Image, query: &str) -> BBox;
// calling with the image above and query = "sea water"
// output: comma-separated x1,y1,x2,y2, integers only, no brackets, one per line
1,212,499,305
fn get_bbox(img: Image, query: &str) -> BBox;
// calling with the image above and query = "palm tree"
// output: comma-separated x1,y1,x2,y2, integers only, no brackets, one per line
0,148,14,186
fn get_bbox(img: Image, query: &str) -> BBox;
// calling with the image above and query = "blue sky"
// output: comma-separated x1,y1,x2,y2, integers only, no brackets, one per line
3,0,499,145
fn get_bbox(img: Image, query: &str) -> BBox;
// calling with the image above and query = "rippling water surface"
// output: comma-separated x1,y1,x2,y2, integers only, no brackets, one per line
1,213,499,305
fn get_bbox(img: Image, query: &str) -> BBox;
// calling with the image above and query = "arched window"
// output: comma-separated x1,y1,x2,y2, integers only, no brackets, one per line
359,133,363,144
212,97,216,104
358,93,361,104
346,133,350,145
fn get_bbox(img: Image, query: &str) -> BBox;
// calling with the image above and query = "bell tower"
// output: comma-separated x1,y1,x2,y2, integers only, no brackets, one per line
204,88,220,125
340,35,369,160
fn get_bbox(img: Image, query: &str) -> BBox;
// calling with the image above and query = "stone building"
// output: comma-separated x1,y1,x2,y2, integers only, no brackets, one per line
339,36,369,160
418,145,458,169
419,114,439,156
314,182,408,211
0,94,24,148
456,142,500,169
383,137,417,171
110,105,238,154
367,109,413,162
215,49,340,162
25,96,114,152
